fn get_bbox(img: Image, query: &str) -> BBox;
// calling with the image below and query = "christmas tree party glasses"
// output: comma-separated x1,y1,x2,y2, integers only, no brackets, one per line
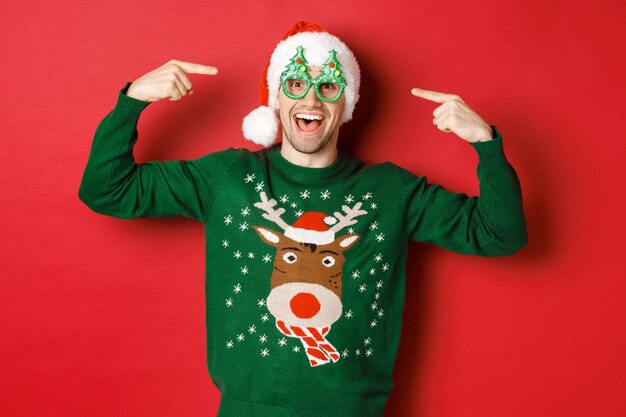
280,46,347,103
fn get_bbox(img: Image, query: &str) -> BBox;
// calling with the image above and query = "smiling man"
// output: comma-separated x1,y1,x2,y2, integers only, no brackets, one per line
79,21,527,417
277,65,344,163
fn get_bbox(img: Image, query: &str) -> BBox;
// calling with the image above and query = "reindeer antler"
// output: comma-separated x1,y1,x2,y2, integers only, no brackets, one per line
253,192,291,231
330,202,368,233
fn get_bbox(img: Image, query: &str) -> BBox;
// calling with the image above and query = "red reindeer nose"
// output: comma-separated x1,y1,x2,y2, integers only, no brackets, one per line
290,292,321,319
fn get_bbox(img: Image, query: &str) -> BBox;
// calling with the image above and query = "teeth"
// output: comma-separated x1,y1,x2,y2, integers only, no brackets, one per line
295,113,323,121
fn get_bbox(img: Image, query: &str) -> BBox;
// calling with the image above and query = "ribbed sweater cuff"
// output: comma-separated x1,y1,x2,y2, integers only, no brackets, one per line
469,125,510,173
110,82,151,126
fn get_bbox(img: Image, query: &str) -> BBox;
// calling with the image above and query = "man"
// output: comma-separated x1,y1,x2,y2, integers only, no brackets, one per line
79,21,527,417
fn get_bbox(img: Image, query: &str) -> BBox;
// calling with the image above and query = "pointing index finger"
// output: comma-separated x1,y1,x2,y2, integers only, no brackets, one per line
171,60,218,75
411,87,455,103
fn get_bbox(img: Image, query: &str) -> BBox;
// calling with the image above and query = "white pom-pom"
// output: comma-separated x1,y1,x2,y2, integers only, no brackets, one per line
242,106,279,147
324,216,337,226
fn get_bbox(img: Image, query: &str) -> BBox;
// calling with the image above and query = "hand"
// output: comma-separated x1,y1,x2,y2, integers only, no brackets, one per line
411,87,493,142
126,59,218,102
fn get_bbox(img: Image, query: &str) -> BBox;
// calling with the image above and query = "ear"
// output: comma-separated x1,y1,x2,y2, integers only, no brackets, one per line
253,226,283,246
337,234,360,251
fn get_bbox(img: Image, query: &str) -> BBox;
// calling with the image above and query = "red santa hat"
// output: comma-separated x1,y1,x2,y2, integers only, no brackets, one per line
284,212,338,245
242,21,361,146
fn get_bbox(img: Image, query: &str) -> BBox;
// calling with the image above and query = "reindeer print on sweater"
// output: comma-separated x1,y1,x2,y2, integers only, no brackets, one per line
252,192,366,367
219,175,390,368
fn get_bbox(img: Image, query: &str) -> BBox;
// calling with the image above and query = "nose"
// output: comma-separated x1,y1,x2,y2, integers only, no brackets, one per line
290,292,321,319
302,85,322,106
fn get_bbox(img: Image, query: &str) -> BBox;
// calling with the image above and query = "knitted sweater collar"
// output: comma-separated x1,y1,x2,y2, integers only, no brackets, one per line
267,143,351,183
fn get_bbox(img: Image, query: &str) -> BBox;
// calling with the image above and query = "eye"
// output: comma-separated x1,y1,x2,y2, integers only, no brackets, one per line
322,256,335,267
321,82,333,90
291,80,302,87
283,252,298,264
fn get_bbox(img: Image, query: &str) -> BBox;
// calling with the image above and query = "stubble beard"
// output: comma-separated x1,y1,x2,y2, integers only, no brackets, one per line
280,112,335,155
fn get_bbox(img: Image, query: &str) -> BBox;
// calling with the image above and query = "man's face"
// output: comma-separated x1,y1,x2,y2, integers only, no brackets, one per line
277,67,345,155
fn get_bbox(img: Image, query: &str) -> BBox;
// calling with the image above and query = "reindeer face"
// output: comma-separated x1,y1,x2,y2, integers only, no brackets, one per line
254,226,359,327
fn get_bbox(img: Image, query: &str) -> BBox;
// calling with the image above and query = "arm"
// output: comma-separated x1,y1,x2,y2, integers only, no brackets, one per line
400,126,528,256
78,60,240,222
402,88,528,256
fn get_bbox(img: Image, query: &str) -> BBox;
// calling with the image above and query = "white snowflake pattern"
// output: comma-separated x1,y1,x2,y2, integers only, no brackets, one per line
293,346,301,353
257,299,266,307
222,240,229,248
248,325,257,334
351,270,360,279
279,194,289,203
255,181,264,192
370,320,378,328
377,309,385,318
371,302,378,311
376,280,384,289
259,334,268,343
358,284,367,293
237,333,245,342
344,310,353,319
366,348,373,357
355,349,361,356
345,194,355,203
300,190,310,199
369,268,376,276
295,210,304,217
260,348,270,357
261,313,269,322
225,298,233,307
278,338,287,347
226,340,234,348
241,266,249,275
375,233,385,242
374,292,380,300
364,337,372,345
374,253,383,262
233,251,242,259
382,263,389,272
248,252,255,259
320,190,331,200
262,254,272,263
224,215,233,225
241,207,250,217
369,221,379,231
239,222,249,231
370,203,378,209
244,173,255,183
233,283,242,294
341,349,349,358
362,192,373,200
290,202,298,208
347,227,355,234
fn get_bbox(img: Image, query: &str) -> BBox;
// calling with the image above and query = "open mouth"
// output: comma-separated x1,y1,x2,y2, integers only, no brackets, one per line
293,112,325,135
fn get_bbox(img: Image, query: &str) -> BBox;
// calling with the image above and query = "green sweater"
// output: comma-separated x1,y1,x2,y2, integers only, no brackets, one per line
79,83,527,417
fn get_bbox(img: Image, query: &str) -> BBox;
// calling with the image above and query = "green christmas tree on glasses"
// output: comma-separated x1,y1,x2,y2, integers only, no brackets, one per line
280,46,347,103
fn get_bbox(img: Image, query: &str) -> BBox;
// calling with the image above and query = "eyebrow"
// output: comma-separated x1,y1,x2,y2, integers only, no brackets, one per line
320,250,338,255
280,247,302,252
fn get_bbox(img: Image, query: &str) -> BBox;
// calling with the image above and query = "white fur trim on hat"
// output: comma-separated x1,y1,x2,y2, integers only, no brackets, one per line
284,227,335,246
242,106,279,146
267,32,360,125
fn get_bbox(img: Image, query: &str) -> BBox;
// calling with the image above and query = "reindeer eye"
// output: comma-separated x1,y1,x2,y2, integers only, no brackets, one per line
283,252,298,264
322,256,335,267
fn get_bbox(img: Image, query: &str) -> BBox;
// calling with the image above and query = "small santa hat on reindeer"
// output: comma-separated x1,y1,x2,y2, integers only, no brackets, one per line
242,21,361,146
284,212,338,245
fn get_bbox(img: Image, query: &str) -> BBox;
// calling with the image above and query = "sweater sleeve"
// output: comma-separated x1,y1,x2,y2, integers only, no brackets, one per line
78,83,242,222
398,126,528,256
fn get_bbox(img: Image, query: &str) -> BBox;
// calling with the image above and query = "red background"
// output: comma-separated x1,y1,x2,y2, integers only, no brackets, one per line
1,1,625,416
